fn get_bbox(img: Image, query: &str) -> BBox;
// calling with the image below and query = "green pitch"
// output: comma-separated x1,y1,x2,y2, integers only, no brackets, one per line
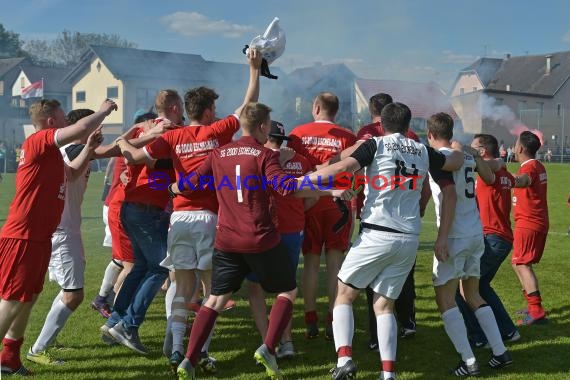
0,163,568,379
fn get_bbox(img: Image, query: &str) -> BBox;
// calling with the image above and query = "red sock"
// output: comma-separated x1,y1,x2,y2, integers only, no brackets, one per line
338,346,352,359
327,311,333,324
305,310,318,324
185,306,218,366
1,337,23,370
527,291,546,319
382,360,396,372
265,296,293,354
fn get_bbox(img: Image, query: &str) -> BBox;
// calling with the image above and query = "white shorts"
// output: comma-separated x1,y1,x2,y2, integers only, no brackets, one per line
49,231,86,290
102,205,112,247
432,235,484,286
338,229,418,299
160,210,217,271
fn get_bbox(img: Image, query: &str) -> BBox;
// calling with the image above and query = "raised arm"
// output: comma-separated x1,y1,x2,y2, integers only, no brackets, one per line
235,48,262,116
57,99,117,146
66,127,104,180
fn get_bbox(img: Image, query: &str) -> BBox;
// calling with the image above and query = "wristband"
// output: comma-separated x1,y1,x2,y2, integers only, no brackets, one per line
168,183,178,198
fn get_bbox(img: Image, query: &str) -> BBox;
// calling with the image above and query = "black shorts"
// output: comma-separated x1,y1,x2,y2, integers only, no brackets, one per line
211,243,297,296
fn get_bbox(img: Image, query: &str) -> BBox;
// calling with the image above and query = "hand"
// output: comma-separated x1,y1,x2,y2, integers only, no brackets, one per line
149,118,176,135
86,126,104,150
278,147,295,167
450,140,463,150
434,236,449,262
119,169,129,185
331,188,356,201
99,99,118,115
247,47,263,70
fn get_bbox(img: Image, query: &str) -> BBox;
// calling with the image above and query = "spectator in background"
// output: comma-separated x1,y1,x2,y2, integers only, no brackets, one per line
507,146,514,163
0,141,6,176
499,144,507,162
545,148,552,163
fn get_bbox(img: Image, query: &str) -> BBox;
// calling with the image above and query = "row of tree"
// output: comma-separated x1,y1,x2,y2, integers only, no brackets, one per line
0,23,136,67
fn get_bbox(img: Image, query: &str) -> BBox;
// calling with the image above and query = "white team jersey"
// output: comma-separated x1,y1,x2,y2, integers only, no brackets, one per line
428,147,483,238
360,133,430,235
57,144,90,234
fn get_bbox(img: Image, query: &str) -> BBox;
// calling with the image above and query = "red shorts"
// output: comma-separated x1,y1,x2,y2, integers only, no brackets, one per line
302,206,353,255
0,237,52,302
108,201,134,263
512,228,547,265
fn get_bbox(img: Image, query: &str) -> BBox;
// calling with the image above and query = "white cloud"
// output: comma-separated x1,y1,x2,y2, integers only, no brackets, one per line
562,31,570,43
161,12,254,38
440,50,479,64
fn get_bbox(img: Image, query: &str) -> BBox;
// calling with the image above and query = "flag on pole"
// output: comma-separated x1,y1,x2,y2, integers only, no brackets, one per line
21,80,44,99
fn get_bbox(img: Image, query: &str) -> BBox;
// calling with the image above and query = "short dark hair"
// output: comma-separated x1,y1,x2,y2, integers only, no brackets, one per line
315,92,339,117
369,93,393,117
380,102,411,134
474,133,499,158
427,113,454,140
135,111,158,124
66,109,95,125
519,131,541,156
184,87,219,121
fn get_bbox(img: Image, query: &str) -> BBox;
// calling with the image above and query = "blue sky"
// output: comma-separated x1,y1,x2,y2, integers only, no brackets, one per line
3,0,570,91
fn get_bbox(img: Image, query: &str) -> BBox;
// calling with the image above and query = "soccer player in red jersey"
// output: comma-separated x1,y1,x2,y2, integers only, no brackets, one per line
0,98,117,376
117,49,263,372
287,92,357,340
172,102,351,379
246,121,313,359
511,131,549,325
454,134,529,347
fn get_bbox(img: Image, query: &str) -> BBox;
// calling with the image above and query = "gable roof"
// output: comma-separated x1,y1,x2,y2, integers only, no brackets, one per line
461,57,503,87
65,45,208,83
288,63,356,91
485,51,570,96
0,57,29,79
355,78,457,119
21,66,71,93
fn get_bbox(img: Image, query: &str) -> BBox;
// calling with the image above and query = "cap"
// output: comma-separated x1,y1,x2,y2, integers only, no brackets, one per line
269,120,290,140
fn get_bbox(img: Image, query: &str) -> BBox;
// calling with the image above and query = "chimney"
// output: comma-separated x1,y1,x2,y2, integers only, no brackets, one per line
505,53,511,60
506,84,511,91
546,54,552,75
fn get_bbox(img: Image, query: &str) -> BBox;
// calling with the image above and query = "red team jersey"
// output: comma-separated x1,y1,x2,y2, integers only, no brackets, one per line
186,136,299,253
1,128,65,242
476,167,515,242
104,157,127,207
272,152,312,233
513,159,549,233
123,127,175,209
288,121,356,213
144,115,239,213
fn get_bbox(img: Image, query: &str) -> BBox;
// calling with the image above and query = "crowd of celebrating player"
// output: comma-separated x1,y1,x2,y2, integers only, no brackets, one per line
0,47,550,380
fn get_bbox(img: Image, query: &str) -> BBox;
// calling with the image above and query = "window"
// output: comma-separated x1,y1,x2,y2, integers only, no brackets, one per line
0,81,4,96
107,87,118,99
136,88,156,110
76,91,86,102
459,88,465,95
20,77,25,88
472,87,477,92
537,102,544,117
557,103,562,117
517,100,526,112
495,98,504,105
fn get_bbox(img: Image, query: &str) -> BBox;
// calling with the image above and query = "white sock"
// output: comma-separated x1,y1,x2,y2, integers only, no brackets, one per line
376,313,397,377
99,260,122,297
32,299,73,353
171,296,188,355
52,290,64,307
333,304,353,367
201,321,216,353
441,307,475,364
165,280,177,318
475,306,507,356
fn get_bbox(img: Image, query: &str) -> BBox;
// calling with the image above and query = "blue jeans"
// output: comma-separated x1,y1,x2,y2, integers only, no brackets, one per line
107,202,169,330
456,234,517,343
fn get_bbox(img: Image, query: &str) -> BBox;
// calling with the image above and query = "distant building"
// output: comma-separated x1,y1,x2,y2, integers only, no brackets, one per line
451,52,570,149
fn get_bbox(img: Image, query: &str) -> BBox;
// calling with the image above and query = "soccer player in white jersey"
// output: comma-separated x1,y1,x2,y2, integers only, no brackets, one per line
26,109,103,365
426,113,513,376
305,103,463,380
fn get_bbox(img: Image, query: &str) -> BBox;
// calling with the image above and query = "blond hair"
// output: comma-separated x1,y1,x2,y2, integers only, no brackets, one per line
155,89,181,114
240,102,272,133
29,99,61,127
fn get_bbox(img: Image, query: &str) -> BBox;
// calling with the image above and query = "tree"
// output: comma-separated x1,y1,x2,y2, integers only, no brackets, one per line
0,23,27,59
23,30,137,67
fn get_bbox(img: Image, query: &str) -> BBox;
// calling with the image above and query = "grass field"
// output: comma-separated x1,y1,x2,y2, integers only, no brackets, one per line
0,163,569,379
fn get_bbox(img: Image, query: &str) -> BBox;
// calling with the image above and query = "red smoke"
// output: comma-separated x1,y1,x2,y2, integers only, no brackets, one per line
509,123,545,146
